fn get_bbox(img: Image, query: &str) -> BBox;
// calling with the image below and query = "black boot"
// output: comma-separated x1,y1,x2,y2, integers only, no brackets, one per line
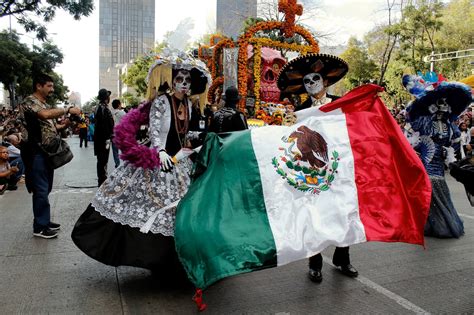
308,253,323,283
332,247,358,277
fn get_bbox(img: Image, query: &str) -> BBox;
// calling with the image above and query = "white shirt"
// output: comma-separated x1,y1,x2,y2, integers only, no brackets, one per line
310,94,333,109
111,108,126,124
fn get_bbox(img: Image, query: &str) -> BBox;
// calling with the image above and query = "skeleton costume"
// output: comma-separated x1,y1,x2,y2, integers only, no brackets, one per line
402,73,471,238
72,51,211,270
277,53,358,281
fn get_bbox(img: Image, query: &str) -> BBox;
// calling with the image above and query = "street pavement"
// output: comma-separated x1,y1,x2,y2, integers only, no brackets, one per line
1,136,473,314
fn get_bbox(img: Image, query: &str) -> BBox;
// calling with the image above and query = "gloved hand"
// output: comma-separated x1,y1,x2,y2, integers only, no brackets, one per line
105,139,111,150
159,150,174,171
443,146,456,167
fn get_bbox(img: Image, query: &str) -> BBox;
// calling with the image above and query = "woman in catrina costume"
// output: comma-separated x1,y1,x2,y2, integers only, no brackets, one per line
402,72,471,238
72,50,211,272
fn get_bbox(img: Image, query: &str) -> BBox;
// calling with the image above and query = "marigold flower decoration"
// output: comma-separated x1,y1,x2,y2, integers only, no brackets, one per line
236,20,319,112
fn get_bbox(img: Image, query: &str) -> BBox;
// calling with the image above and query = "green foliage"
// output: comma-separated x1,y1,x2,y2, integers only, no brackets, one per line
340,37,378,89
0,0,94,41
396,1,443,72
0,30,68,107
121,92,141,109
362,0,471,107
81,99,99,114
121,42,168,98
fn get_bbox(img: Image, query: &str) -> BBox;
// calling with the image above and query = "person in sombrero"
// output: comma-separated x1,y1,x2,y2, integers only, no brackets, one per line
71,50,211,274
277,53,359,283
402,72,471,238
277,53,348,111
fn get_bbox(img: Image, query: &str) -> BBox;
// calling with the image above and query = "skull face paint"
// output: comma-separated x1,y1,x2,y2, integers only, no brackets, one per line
173,70,192,94
303,73,324,96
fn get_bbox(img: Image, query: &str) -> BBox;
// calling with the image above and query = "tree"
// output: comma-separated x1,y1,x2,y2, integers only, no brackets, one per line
0,30,68,107
121,42,168,98
365,0,406,85
121,92,141,109
431,0,474,80
0,31,31,108
340,37,378,89
396,0,443,72
81,98,99,115
0,0,94,40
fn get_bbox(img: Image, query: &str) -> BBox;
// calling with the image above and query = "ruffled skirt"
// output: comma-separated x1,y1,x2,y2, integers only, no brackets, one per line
424,176,464,238
71,160,191,271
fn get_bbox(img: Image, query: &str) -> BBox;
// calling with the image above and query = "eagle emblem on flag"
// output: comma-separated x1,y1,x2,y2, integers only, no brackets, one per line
272,125,340,194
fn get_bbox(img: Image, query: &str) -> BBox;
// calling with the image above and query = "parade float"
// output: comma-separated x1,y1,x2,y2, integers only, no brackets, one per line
197,0,320,127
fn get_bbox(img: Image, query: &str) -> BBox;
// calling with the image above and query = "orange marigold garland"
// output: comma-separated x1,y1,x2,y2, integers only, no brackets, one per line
253,44,262,111
236,20,320,112
211,38,235,80
207,76,224,104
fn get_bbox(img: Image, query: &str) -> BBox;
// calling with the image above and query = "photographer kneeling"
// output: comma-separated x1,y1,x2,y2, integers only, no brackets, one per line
18,73,81,239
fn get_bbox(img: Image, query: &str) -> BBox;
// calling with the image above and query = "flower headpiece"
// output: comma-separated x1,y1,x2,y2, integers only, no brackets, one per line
402,71,446,99
403,72,471,121
146,49,212,112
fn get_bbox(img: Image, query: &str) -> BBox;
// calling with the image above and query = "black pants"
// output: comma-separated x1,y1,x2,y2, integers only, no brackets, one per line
79,128,88,147
95,145,110,187
309,246,350,270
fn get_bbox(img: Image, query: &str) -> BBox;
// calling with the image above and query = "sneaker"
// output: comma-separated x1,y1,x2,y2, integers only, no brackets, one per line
7,184,18,191
48,222,61,231
33,228,58,239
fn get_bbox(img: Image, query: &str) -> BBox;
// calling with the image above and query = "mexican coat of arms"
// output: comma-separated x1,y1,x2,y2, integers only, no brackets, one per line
272,125,340,194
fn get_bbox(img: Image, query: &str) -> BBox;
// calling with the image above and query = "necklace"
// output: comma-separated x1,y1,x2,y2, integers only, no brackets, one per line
171,96,189,140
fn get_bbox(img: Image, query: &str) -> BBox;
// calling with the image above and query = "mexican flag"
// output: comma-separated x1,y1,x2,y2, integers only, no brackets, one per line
175,84,431,290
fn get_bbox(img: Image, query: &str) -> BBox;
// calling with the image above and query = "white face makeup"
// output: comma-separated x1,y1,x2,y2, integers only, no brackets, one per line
173,70,192,94
303,73,324,96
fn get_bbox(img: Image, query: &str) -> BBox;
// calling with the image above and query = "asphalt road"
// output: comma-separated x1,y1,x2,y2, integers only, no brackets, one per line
1,136,473,314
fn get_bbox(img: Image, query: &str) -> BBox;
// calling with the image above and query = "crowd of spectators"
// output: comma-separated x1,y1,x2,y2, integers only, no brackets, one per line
0,107,25,194
391,102,474,161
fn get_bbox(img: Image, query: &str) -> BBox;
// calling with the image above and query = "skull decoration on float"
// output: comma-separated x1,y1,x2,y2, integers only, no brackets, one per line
247,46,287,102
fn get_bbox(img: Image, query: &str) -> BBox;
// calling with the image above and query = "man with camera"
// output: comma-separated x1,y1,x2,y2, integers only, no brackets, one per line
19,73,81,239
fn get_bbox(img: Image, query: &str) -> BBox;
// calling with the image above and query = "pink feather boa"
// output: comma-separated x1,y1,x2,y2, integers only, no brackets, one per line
113,100,161,169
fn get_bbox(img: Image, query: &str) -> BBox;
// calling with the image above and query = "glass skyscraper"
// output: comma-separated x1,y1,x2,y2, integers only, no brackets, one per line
99,0,155,97
216,0,257,39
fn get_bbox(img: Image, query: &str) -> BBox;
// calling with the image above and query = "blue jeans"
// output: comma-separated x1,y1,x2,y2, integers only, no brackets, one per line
112,142,120,168
9,157,24,183
29,153,54,232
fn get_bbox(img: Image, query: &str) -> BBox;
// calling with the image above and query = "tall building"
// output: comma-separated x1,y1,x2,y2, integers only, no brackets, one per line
99,0,155,97
216,0,257,39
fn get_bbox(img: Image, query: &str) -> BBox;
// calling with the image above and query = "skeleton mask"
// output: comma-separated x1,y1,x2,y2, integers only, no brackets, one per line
173,70,192,94
303,73,324,96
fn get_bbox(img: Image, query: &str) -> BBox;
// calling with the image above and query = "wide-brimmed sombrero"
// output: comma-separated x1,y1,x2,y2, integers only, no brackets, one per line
277,53,348,95
146,49,211,101
404,74,472,121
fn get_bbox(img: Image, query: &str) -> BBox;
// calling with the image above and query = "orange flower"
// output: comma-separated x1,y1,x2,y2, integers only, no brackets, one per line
208,77,224,104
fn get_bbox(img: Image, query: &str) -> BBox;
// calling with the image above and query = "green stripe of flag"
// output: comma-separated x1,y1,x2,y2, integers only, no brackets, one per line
175,131,277,289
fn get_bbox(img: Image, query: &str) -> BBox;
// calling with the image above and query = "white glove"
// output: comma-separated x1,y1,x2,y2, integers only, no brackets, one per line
443,146,456,166
159,150,173,171
105,139,111,150
172,148,194,164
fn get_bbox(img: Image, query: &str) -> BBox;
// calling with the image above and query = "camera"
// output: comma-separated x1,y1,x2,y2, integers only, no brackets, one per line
68,113,85,124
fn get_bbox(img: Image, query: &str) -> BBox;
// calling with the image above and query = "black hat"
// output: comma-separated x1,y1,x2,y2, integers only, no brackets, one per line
405,80,472,121
277,53,348,95
223,86,241,103
97,88,111,101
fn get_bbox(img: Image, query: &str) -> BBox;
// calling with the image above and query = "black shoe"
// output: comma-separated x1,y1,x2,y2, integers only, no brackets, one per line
334,263,358,277
48,222,61,231
33,228,58,239
308,268,323,283
7,184,18,191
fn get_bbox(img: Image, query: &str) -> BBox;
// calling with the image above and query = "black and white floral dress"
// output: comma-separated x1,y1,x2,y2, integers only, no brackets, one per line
72,94,194,270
